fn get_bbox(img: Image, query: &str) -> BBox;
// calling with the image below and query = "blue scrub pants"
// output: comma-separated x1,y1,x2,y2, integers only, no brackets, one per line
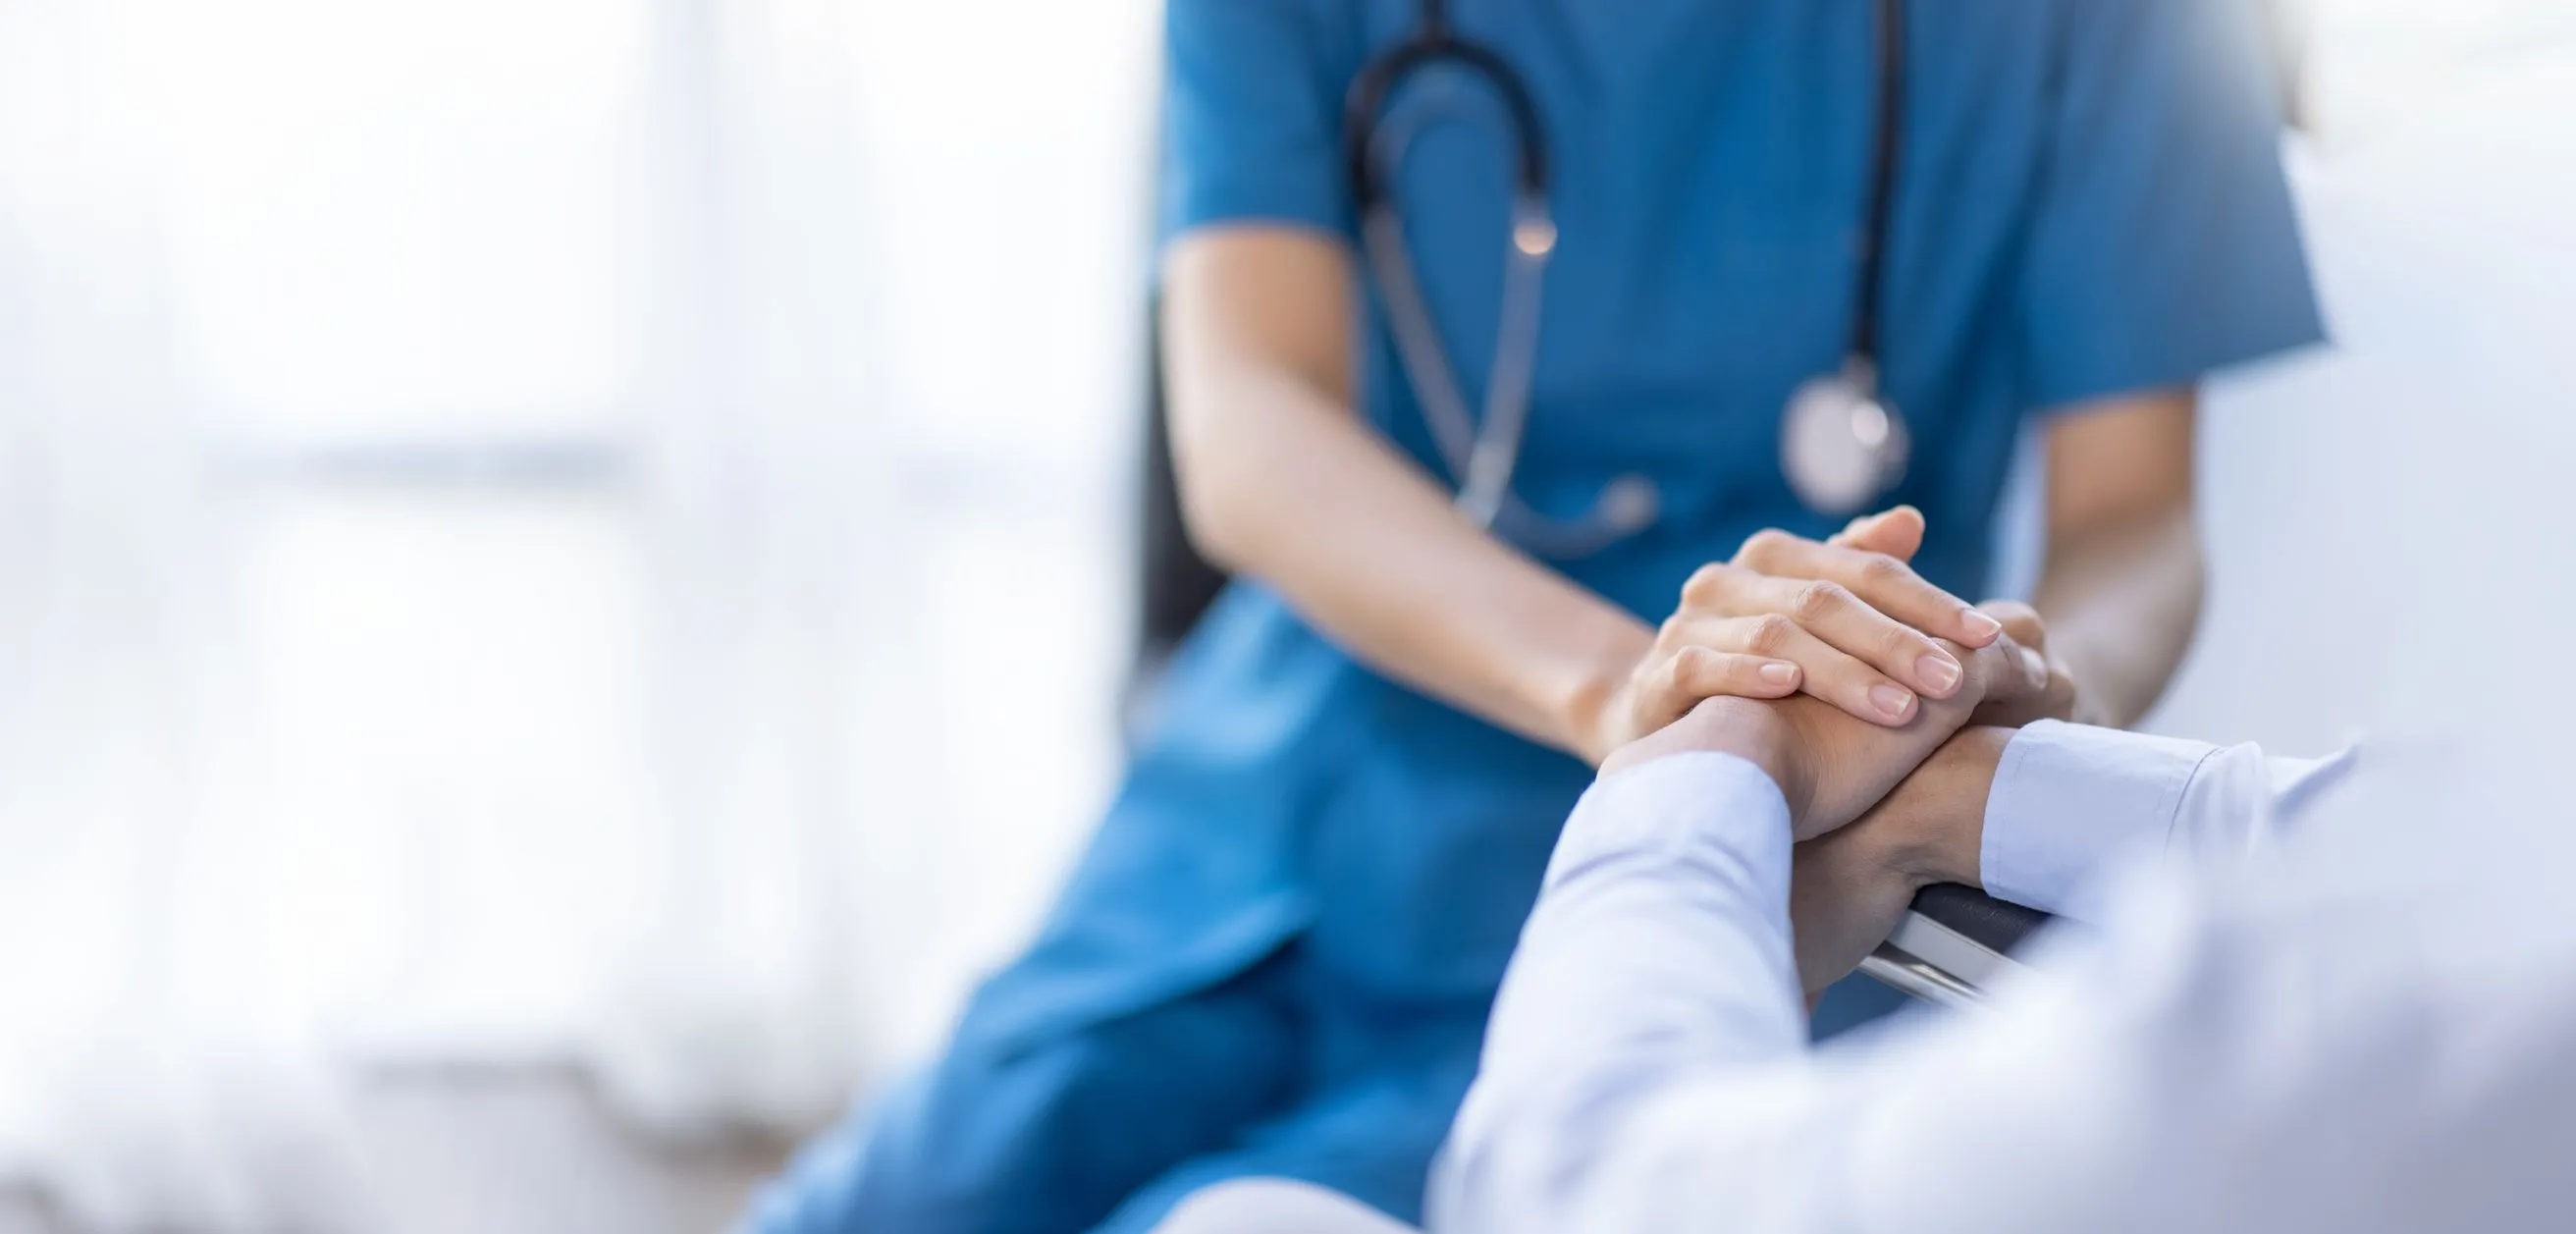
740,940,1485,1234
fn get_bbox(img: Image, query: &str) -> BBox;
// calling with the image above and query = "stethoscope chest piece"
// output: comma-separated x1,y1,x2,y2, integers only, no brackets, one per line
1782,362,1909,515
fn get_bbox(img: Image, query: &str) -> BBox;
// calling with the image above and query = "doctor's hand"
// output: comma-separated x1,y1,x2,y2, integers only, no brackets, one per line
1575,507,2006,764
1601,619,2048,841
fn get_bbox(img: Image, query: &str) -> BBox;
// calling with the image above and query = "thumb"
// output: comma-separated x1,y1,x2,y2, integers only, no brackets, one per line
1829,505,1926,562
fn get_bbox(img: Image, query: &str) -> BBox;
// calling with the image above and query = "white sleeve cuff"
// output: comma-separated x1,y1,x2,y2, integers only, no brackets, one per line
1978,721,2218,917
1545,752,1794,917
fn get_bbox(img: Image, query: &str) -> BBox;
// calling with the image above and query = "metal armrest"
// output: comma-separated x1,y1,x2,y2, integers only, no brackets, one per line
1858,884,2057,1007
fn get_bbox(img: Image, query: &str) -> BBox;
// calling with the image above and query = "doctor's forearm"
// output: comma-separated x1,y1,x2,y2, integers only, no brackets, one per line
1162,231,1650,758
2031,504,2205,727
2029,390,2205,729
1177,362,1647,753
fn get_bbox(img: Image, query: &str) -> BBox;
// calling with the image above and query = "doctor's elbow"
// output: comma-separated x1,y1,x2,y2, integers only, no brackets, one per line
1163,366,1350,575
1167,424,1261,575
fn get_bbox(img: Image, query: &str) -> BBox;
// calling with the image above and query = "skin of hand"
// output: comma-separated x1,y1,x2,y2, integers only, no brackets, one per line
1775,516,2062,995
1578,507,2010,764
1964,600,2077,727
1825,511,2076,728
1787,727,2012,998
1599,622,2050,842
1773,520,2059,994
1729,548,2061,996
1798,421,2199,734
1744,404,2201,734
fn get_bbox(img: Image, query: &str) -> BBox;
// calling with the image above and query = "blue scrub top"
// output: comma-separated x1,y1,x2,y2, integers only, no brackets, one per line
967,0,2321,1050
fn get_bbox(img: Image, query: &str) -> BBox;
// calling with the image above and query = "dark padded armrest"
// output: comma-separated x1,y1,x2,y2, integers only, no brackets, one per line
1907,884,2053,956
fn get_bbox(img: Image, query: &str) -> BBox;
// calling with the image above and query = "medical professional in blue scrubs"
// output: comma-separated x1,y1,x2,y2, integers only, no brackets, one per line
743,1,2321,1230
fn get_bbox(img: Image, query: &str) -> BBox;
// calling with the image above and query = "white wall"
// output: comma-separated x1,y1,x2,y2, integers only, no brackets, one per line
2152,42,2576,764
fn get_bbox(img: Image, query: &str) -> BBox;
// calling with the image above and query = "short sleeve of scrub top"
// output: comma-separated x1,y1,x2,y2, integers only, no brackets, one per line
2016,0,2326,410
1161,0,1358,240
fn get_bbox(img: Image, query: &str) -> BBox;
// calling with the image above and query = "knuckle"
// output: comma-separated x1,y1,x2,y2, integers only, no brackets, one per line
1961,647,1999,688
1737,527,1794,566
1670,645,1713,682
1855,552,1908,588
1744,613,1798,655
1681,563,1731,605
1789,580,1850,622
1993,644,2043,692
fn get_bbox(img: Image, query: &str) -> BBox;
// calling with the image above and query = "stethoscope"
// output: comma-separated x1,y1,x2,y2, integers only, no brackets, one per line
1345,0,1912,558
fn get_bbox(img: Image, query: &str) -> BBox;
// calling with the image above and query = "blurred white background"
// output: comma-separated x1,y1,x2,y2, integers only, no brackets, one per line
0,0,1154,1227
0,0,2570,1230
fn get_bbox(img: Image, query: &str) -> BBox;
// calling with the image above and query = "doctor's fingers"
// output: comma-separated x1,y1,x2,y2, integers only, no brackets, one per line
1623,645,1808,739
1682,563,1965,701
1723,530,2003,650
1656,613,1919,726
1826,505,1927,562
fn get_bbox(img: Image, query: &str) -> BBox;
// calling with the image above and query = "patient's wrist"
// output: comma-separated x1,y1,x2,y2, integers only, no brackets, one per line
1976,721,2219,914
1881,726,2011,887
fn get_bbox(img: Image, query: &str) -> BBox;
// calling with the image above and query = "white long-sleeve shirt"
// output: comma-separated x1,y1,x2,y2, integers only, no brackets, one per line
1432,722,2576,1234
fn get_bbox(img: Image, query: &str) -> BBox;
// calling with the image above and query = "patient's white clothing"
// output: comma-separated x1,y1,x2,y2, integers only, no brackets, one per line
1433,723,2576,1234
1975,720,2353,915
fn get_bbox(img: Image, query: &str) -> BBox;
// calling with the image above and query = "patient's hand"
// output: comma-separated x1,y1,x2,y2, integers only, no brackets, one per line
1966,600,2077,728
1788,727,2012,996
1603,618,2046,841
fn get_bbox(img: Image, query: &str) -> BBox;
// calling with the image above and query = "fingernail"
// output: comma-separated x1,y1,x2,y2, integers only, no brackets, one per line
1758,662,1799,688
1960,610,2004,643
1869,684,1916,720
1917,653,1961,695
2022,648,2046,679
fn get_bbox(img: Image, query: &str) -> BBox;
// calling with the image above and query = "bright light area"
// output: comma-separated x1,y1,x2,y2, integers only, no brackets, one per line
0,1,2571,1231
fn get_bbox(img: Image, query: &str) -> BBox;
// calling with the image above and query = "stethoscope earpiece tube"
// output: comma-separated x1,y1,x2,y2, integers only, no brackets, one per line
1353,31,1560,541
1343,34,1549,219
1353,15,1644,557
1851,0,1904,371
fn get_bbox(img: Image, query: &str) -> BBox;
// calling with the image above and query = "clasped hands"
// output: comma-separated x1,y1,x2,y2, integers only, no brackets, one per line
1585,507,2071,996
